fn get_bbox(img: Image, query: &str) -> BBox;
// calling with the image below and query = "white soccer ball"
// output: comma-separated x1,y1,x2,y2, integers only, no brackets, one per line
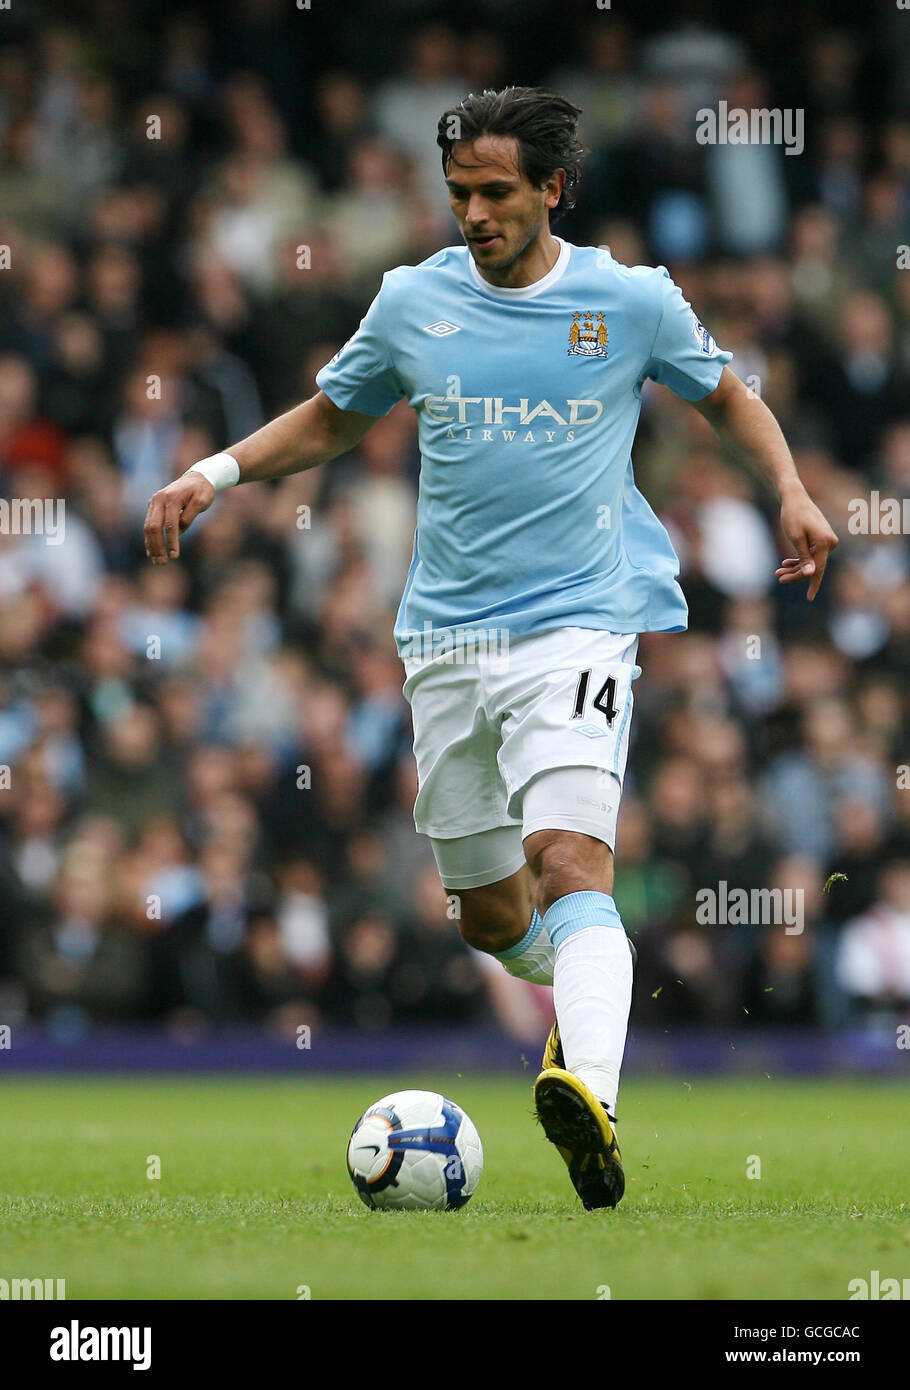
346,1089,483,1210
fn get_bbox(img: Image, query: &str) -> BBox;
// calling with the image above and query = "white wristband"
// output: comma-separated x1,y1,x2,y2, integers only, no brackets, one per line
186,452,240,491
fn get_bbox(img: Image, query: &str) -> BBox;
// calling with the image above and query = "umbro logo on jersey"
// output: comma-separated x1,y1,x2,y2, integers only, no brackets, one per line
423,320,461,337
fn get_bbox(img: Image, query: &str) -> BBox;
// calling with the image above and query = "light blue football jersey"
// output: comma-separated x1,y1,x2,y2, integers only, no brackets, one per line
315,237,732,655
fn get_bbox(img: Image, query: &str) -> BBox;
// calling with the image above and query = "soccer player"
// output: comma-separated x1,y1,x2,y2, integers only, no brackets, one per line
145,88,838,1210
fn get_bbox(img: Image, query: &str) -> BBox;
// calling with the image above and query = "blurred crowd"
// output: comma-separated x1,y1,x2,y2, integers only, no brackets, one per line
0,1,909,1043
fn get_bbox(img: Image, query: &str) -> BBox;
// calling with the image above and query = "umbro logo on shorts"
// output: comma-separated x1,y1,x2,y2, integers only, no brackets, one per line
573,721,610,739
423,320,461,336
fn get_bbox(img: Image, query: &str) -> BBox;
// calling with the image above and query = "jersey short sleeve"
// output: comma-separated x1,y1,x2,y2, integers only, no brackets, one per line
315,277,406,417
642,268,733,401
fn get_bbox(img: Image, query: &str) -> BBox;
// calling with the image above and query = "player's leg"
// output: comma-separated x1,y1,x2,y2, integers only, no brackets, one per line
402,652,556,984
429,828,555,985
523,810,632,1118
490,627,642,1208
521,776,633,1209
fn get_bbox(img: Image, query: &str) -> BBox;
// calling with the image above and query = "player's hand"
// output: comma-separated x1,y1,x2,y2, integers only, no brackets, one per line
144,471,215,563
776,487,839,601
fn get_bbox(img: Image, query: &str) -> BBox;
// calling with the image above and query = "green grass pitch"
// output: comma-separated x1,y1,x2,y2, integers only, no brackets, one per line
1,1074,907,1300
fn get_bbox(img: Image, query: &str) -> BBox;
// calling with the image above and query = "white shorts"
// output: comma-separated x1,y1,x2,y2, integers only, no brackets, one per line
402,627,641,889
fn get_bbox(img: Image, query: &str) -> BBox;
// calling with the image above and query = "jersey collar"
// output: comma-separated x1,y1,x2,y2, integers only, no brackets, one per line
467,236,571,300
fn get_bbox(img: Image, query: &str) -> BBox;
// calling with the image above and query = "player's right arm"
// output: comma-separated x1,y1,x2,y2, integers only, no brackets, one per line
143,390,376,563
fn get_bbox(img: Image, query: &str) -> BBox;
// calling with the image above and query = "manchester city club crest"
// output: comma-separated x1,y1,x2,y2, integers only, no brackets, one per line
568,310,608,357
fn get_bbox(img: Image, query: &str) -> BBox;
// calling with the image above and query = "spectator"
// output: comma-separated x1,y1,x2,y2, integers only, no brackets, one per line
837,861,910,1025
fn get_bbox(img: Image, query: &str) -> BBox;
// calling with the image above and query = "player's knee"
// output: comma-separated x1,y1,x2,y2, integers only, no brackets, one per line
524,829,614,915
458,921,512,954
456,893,528,955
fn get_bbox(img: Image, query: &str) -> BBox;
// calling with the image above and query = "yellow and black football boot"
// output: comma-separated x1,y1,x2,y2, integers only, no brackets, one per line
534,1068,625,1209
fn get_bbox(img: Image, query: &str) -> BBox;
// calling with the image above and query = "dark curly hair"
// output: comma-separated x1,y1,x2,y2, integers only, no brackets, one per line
437,86,586,223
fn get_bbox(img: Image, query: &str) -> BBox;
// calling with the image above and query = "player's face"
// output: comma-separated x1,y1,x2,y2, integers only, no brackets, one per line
445,136,562,278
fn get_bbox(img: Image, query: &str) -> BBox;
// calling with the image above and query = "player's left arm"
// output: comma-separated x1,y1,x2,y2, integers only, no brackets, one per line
692,365,838,601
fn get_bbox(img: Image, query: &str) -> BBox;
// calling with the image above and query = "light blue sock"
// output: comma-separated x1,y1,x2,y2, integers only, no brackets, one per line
542,890,624,948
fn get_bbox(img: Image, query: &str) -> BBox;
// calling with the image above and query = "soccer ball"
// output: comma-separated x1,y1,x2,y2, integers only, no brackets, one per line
346,1089,483,1210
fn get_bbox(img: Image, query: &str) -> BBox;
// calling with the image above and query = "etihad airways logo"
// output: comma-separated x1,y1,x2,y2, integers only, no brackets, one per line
425,396,603,429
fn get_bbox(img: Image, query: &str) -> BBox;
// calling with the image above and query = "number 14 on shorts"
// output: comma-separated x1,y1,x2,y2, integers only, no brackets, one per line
571,669,619,726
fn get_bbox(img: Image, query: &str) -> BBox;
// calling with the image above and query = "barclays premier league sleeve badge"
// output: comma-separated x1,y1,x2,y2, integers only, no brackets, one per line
691,314,715,354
